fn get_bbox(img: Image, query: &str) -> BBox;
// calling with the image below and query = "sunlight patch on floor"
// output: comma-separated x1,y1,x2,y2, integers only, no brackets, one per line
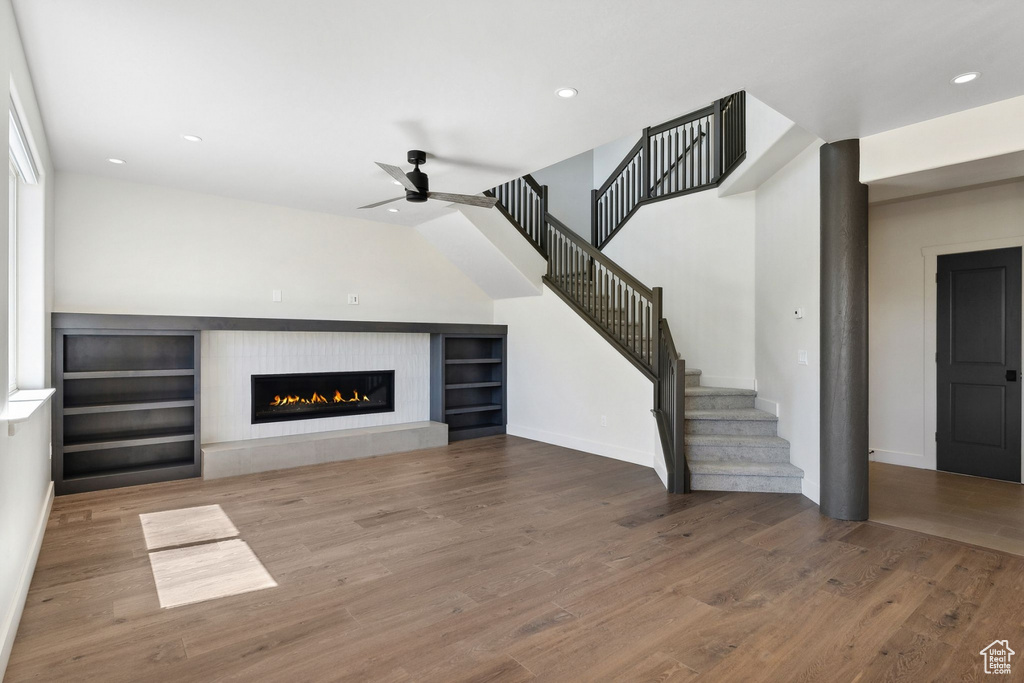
148,538,278,609
139,504,239,550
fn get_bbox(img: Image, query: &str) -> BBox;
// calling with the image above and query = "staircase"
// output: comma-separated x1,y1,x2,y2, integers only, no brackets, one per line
486,90,803,497
684,369,804,493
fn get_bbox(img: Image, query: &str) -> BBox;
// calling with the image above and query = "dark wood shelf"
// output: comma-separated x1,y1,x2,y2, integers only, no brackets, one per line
444,358,502,365
63,369,195,380
445,404,502,416
445,381,502,390
63,432,195,453
54,329,202,494
63,460,196,482
448,424,506,441
431,334,507,444
63,399,196,416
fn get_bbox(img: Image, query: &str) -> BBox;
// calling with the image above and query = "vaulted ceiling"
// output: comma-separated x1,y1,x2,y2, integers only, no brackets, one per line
12,0,1024,224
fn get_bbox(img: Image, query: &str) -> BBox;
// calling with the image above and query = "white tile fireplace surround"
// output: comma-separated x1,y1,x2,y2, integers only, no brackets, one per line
201,331,430,443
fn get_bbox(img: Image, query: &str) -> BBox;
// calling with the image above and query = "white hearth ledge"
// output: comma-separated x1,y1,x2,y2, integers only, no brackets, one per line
201,421,448,479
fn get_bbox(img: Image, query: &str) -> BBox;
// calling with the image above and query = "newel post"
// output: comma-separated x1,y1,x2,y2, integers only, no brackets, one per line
640,127,652,201
540,184,550,259
713,98,723,182
590,188,599,247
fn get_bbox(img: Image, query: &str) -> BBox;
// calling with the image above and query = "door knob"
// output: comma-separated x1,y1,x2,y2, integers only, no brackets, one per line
1007,370,1018,382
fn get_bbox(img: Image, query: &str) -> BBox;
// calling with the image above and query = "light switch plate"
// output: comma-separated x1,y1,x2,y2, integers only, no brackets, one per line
798,350,808,365
272,289,282,303
793,307,804,319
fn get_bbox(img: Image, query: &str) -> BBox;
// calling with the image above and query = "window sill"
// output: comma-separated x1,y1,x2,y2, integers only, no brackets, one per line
4,388,55,435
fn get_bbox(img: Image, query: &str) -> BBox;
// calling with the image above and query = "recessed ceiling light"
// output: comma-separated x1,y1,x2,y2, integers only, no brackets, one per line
387,208,400,213
106,158,127,165
951,72,980,85
555,87,578,99
181,134,203,142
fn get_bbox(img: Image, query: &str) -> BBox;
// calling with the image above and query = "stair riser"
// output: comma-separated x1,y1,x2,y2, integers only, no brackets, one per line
684,374,701,388
685,444,790,463
690,473,802,494
685,395,755,411
685,419,778,436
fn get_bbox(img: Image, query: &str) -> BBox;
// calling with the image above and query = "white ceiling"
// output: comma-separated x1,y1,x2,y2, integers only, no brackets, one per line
12,0,1024,225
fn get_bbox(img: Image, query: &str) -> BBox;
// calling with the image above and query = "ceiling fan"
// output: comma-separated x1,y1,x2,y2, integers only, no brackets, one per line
359,150,498,210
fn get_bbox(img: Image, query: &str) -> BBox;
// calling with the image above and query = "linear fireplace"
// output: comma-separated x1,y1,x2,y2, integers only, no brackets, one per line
251,370,395,424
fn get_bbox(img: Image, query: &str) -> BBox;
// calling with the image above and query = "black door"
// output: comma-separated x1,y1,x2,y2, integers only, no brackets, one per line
937,247,1021,482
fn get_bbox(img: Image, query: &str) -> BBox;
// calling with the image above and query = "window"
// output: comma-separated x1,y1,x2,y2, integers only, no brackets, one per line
8,155,16,392
9,101,39,393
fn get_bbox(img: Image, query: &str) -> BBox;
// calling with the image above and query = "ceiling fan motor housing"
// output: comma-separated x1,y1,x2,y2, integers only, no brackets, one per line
405,149,429,202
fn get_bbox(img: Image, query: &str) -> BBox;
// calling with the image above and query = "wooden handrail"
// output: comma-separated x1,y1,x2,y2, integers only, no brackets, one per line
596,139,644,195
547,215,653,300
648,104,715,136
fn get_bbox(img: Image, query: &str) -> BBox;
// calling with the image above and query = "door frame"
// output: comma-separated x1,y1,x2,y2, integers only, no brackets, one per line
923,236,1024,483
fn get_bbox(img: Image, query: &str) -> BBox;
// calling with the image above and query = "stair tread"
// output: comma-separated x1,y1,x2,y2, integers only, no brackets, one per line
685,408,778,421
688,460,804,477
685,386,756,397
685,434,790,448
685,368,702,376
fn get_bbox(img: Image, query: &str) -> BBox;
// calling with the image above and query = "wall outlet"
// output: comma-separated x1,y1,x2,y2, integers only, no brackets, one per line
272,289,282,303
798,350,808,365
347,294,359,305
600,415,608,427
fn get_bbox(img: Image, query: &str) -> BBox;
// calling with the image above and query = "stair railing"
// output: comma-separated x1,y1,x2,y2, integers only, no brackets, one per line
654,319,688,493
487,175,548,257
487,175,686,491
593,90,746,250
544,214,659,379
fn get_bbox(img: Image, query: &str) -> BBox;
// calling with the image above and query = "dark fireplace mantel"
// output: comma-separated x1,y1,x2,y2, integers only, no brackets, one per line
251,370,395,424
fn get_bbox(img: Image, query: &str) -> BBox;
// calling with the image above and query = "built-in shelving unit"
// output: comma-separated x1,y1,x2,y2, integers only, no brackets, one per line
53,329,201,495
430,334,507,442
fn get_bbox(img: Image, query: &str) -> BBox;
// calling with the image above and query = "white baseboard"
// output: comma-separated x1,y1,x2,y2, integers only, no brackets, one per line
698,375,757,391
801,477,820,504
507,425,654,469
1,481,54,678
754,397,779,416
869,449,931,470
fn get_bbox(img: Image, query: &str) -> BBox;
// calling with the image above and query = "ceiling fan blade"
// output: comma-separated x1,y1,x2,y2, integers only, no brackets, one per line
427,192,498,208
357,196,405,209
375,162,417,192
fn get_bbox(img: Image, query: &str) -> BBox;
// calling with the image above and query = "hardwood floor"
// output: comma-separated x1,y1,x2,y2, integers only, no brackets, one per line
871,461,1024,556
8,436,1024,681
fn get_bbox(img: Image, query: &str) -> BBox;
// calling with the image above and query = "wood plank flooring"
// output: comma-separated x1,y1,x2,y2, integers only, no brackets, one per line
871,461,1024,556
8,436,1024,681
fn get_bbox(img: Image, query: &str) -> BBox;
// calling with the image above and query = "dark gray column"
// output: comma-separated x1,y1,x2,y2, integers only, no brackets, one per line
820,139,869,521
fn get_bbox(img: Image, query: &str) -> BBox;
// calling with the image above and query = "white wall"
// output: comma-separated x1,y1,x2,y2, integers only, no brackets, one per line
869,180,1024,475
54,173,494,324
1,0,56,675
530,149,595,240
602,189,757,389
494,286,662,481
861,96,1024,185
752,142,823,502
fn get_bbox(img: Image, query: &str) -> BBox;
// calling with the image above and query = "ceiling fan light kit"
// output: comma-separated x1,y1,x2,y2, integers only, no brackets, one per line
358,150,498,210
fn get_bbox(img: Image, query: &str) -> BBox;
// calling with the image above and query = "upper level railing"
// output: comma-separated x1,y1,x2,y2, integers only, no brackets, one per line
592,90,746,250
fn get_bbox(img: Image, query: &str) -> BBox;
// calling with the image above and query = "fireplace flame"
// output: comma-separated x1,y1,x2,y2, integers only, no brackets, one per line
270,389,371,407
